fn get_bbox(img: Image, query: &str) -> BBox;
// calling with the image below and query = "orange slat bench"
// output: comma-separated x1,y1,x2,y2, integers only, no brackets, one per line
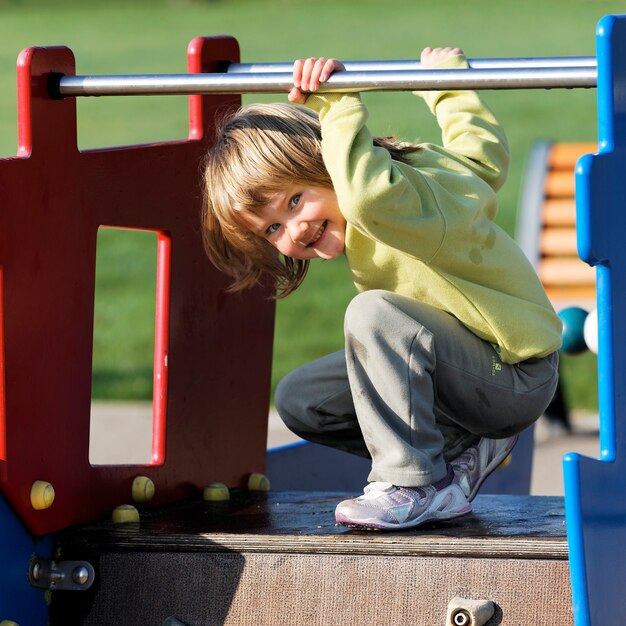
516,141,597,309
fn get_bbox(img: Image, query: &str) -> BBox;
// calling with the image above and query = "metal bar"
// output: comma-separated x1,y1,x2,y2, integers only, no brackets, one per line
227,56,598,73
54,64,597,98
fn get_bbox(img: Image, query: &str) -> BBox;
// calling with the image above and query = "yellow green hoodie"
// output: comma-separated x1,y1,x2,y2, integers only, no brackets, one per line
304,56,562,365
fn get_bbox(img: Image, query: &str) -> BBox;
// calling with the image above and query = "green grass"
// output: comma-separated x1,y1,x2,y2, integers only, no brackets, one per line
91,228,157,400
0,0,618,410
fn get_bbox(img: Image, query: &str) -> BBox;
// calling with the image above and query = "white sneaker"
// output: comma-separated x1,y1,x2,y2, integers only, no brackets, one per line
450,435,518,502
335,480,471,531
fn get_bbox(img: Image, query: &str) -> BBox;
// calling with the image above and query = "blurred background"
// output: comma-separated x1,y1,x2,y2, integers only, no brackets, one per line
1,0,622,415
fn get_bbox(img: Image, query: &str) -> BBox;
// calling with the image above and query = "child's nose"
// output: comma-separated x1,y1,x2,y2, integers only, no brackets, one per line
287,219,308,244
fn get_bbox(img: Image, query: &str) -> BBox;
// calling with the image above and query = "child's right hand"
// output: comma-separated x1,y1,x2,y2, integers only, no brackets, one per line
289,57,346,104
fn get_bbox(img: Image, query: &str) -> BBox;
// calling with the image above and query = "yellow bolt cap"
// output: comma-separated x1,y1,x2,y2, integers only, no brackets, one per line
112,504,140,524
30,481,55,510
248,472,270,492
203,482,230,501
132,476,155,503
0,620,20,626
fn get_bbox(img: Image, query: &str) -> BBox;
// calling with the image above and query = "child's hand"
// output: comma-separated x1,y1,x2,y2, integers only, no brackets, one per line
289,57,346,104
420,47,464,69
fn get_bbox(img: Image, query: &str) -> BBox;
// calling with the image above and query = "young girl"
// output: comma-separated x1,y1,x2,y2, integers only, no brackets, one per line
203,48,561,530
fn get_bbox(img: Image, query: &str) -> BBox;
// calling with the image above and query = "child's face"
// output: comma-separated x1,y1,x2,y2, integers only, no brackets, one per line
243,185,346,260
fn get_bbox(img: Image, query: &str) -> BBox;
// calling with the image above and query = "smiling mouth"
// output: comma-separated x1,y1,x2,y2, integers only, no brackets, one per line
306,221,327,247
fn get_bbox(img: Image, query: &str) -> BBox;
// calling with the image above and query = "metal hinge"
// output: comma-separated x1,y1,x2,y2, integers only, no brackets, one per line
29,557,95,591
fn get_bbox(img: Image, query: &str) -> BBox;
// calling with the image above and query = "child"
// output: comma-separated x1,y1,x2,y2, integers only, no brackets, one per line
202,48,561,530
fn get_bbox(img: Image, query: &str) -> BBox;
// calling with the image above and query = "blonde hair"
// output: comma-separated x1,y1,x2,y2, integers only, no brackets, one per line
202,102,420,298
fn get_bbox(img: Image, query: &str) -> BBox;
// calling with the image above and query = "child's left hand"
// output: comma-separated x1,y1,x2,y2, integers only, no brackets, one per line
420,47,464,69
289,57,346,104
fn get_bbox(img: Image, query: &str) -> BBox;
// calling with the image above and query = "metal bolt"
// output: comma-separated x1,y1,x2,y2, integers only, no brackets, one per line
31,562,42,582
453,610,471,626
71,566,90,586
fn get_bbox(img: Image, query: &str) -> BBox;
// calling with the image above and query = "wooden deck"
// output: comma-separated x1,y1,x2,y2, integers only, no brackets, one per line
51,492,573,625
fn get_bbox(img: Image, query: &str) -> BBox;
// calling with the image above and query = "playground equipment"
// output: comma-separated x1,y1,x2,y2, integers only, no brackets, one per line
0,14,625,626
51,56,598,97
558,306,595,355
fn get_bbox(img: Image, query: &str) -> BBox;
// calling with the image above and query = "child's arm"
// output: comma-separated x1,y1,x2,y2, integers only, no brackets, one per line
289,54,509,262
417,47,510,191
288,52,508,197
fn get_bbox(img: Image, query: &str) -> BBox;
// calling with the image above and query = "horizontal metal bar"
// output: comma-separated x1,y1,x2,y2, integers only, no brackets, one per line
227,56,598,73
54,65,597,98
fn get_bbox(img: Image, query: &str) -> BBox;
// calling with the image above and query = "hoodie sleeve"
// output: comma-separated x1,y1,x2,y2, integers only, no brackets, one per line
303,55,509,261
415,55,510,190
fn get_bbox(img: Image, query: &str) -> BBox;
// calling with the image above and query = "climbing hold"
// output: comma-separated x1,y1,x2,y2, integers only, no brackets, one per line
30,481,55,510
203,482,230,501
132,476,155,503
112,504,140,524
248,472,270,492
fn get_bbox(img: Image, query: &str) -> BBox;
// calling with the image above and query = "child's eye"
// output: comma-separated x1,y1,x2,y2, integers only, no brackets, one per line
289,194,301,210
266,223,281,235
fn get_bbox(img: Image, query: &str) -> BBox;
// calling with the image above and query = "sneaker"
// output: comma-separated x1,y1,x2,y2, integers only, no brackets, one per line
335,480,471,531
451,435,518,502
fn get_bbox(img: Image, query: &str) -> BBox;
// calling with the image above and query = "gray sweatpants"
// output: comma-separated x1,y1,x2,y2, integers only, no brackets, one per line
275,290,559,487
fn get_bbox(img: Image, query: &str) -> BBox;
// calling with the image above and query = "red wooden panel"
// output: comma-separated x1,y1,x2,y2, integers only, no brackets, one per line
0,38,275,535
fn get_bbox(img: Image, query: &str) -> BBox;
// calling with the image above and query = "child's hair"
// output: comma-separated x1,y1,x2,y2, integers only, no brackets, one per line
202,102,421,298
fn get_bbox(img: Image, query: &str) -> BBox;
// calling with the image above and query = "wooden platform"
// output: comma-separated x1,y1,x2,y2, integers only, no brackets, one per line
50,492,573,625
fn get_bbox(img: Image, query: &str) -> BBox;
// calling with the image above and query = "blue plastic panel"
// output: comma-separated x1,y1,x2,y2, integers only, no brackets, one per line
267,425,534,495
0,493,52,625
564,14,626,626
